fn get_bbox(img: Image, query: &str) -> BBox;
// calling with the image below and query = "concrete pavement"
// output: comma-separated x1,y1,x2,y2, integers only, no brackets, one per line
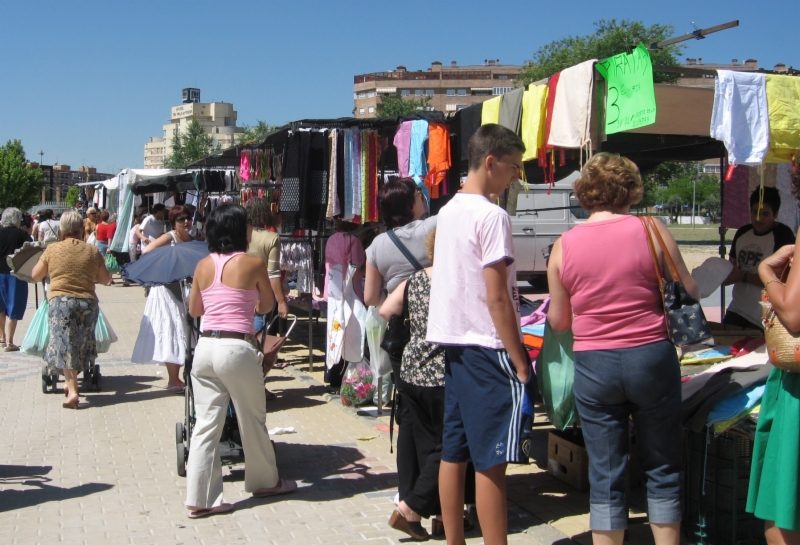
0,282,659,544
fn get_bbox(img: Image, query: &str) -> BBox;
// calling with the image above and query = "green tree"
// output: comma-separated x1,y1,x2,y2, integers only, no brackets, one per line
0,140,46,210
376,96,432,118
702,193,721,223
64,185,80,208
164,118,216,169
238,120,282,145
518,19,684,85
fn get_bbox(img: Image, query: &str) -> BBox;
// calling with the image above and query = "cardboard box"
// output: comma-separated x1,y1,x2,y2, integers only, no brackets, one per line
547,429,589,492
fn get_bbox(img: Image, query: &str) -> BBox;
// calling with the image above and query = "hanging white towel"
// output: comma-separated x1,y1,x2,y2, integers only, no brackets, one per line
547,59,597,149
710,70,769,166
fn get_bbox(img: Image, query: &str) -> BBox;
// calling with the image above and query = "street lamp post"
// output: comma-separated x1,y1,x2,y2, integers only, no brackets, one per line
692,178,697,229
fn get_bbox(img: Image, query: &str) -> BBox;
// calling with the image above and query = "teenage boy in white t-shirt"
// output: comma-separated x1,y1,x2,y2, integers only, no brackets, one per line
427,124,531,544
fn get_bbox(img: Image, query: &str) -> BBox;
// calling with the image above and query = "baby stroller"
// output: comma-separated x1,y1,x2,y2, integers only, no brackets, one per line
175,311,297,477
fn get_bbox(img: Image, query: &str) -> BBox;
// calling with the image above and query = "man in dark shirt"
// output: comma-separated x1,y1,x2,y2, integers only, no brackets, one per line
723,187,796,330
0,208,33,350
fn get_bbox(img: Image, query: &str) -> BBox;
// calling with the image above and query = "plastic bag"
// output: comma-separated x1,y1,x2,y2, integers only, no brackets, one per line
366,306,392,377
21,299,50,358
538,322,577,431
105,253,120,274
95,309,117,354
340,358,377,407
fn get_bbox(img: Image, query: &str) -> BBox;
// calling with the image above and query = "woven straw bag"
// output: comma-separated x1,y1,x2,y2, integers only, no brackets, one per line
762,265,800,373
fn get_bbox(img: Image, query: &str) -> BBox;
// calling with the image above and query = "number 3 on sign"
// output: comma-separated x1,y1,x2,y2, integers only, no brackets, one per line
607,86,620,126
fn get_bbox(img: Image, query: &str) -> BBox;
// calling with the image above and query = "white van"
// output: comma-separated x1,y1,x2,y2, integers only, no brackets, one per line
511,171,587,283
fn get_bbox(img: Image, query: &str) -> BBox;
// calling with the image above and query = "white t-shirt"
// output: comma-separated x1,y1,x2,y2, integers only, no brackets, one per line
140,215,164,242
426,193,521,349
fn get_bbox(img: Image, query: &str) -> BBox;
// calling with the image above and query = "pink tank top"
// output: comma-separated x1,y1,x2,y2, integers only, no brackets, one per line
560,215,667,351
200,253,258,335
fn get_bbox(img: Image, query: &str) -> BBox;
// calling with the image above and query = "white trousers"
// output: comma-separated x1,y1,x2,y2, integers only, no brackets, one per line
185,337,278,508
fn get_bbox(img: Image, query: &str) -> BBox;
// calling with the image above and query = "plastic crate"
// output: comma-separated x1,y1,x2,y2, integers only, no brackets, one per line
684,429,766,545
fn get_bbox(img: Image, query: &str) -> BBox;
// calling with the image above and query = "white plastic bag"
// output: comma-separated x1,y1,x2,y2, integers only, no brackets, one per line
366,306,392,377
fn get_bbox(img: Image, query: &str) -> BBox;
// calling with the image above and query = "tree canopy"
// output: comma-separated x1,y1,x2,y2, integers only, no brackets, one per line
64,185,80,208
376,96,432,118
518,19,684,85
0,140,46,210
164,119,217,169
238,120,282,145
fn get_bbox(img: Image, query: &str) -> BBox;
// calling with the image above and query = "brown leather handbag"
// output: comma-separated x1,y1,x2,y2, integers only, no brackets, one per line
762,265,800,372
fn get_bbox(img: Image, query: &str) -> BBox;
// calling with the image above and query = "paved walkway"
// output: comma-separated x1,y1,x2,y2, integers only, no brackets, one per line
0,283,660,544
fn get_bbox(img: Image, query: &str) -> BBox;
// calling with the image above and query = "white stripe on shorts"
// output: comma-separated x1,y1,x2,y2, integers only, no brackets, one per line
497,350,524,463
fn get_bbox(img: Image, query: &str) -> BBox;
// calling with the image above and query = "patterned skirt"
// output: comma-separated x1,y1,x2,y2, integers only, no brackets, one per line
45,296,99,373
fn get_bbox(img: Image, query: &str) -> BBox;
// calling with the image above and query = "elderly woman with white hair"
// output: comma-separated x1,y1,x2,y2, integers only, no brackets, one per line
0,208,32,351
32,210,112,409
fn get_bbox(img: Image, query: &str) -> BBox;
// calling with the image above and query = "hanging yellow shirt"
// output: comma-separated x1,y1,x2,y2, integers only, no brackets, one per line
481,96,502,125
521,85,549,162
765,75,800,163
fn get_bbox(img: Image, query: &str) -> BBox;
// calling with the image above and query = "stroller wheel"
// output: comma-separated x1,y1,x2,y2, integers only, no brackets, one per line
92,365,101,392
41,366,50,394
175,422,185,444
176,443,187,477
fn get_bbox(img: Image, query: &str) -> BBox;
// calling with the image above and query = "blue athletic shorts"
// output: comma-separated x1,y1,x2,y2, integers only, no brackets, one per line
442,345,536,472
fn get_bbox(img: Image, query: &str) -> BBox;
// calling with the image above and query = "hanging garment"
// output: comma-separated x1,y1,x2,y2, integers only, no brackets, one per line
481,96,502,125
336,131,345,217
326,264,345,369
521,84,549,162
721,165,751,230
361,131,369,219
298,130,328,231
341,263,367,363
394,121,413,178
280,134,301,232
425,122,451,199
460,103,483,161
240,150,250,181
343,129,355,221
368,132,380,222
710,70,770,166
547,59,597,152
351,131,362,219
326,129,338,220
764,74,800,163
499,87,524,133
542,72,561,151
408,120,429,186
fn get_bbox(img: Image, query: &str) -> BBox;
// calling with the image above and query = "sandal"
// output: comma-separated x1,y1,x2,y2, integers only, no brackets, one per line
168,385,185,395
187,503,234,519
4,344,19,352
252,478,297,498
389,510,429,541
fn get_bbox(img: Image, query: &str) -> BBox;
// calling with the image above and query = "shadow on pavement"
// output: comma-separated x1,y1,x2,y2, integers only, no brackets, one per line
224,442,396,510
266,385,328,412
0,465,113,513
78,375,174,408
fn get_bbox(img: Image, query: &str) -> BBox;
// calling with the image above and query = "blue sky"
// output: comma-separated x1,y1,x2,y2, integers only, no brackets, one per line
0,0,796,173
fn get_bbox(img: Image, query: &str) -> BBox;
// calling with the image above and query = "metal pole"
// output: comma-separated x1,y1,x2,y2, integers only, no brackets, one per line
692,179,696,229
719,157,727,313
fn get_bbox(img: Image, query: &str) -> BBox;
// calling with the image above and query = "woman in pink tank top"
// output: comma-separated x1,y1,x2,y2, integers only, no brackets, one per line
547,154,699,545
184,204,296,519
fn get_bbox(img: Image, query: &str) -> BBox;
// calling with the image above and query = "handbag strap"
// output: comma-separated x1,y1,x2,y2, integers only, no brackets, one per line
646,217,681,281
639,217,664,288
387,230,423,271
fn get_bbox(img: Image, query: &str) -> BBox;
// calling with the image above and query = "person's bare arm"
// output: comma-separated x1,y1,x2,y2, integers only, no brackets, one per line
759,240,800,329
379,279,407,321
484,260,528,382
652,219,701,299
364,262,384,307
255,262,275,314
546,239,572,332
96,261,112,285
31,260,48,282
141,233,171,254
269,277,288,318
188,257,210,318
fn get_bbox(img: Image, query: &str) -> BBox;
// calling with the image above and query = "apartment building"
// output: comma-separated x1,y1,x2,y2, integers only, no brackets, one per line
28,164,114,203
144,89,244,168
677,58,797,87
353,60,523,118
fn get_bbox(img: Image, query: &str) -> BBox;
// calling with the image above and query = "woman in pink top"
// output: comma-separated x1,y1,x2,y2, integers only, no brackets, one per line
185,204,296,519
547,154,699,545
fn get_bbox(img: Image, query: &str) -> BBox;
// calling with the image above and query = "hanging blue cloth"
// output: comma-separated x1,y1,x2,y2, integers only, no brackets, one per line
343,129,354,220
409,120,430,208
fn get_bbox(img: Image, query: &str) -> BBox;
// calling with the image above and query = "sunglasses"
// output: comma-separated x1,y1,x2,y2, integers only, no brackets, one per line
176,216,191,223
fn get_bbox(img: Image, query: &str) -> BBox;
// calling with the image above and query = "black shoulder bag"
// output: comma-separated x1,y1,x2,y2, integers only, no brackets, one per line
380,230,423,358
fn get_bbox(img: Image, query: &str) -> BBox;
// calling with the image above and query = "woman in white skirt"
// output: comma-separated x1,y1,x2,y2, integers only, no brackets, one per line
131,205,193,393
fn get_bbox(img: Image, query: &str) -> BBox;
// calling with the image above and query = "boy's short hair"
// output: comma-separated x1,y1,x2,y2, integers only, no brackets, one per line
467,124,525,172
750,186,781,214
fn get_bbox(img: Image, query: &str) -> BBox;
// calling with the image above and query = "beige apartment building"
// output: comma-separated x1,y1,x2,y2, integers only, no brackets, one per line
144,89,244,168
677,57,796,87
353,60,523,118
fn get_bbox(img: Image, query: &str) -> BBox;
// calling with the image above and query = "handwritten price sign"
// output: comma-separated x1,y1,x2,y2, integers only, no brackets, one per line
596,44,657,134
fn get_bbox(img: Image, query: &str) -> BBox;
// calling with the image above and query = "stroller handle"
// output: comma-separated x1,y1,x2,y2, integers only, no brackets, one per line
262,313,298,339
